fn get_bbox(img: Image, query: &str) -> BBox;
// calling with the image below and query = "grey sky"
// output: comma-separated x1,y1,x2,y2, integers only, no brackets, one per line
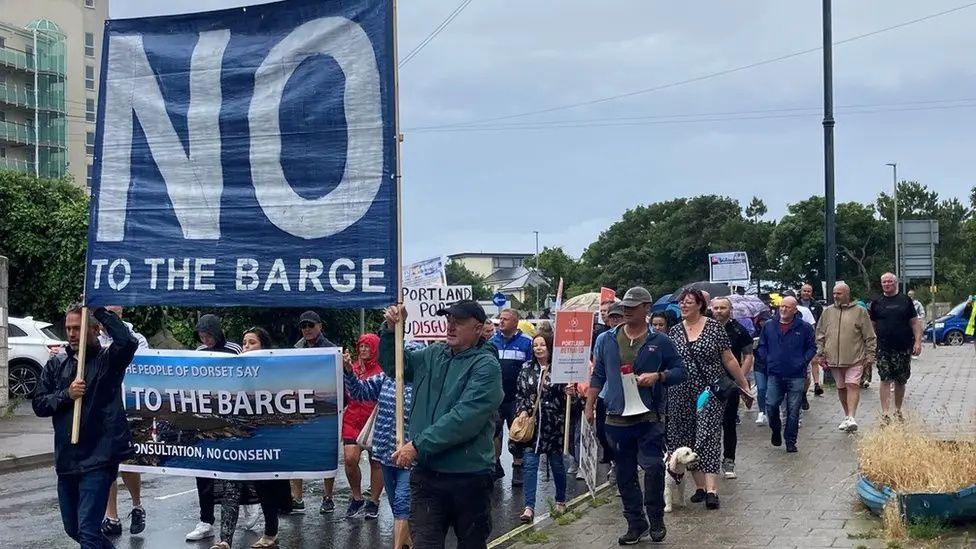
112,0,976,262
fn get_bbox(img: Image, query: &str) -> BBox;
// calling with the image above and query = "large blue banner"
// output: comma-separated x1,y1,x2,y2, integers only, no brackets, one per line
119,348,342,480
86,0,397,308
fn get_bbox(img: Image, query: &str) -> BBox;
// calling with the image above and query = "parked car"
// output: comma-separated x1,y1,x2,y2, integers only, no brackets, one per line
7,317,67,398
924,299,974,346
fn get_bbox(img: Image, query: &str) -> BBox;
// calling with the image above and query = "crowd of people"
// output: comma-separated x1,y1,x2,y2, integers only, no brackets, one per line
32,271,927,548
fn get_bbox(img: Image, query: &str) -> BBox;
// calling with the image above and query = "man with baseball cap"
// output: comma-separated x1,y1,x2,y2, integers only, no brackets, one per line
378,299,502,548
291,311,339,514
586,287,686,544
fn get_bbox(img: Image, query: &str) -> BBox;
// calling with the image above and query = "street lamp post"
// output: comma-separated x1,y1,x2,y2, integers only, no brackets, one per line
822,0,837,304
533,230,540,311
886,163,899,286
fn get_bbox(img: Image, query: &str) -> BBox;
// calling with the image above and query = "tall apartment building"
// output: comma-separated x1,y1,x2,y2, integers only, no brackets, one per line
0,0,108,186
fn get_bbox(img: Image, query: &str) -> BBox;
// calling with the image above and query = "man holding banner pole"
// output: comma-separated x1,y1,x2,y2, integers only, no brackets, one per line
380,301,502,549
585,287,687,545
33,305,138,549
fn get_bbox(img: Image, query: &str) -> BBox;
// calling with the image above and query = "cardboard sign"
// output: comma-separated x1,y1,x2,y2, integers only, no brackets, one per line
550,310,595,384
402,286,473,340
579,410,600,496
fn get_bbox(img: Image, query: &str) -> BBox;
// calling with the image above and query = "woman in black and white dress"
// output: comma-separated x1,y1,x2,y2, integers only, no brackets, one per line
667,289,750,511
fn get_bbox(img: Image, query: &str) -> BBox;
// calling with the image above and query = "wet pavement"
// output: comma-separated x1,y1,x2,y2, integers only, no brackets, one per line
0,438,605,548
508,346,976,549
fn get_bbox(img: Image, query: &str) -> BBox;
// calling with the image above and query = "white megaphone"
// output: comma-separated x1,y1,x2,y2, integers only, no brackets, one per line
620,366,652,417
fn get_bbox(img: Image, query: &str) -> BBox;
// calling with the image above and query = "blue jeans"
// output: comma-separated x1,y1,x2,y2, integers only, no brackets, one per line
605,421,666,529
522,449,566,510
766,375,805,445
57,463,118,548
754,369,768,412
381,464,411,519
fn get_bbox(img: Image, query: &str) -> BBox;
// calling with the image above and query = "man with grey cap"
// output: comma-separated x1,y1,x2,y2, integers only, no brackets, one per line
586,287,686,545
380,299,503,548
291,310,338,514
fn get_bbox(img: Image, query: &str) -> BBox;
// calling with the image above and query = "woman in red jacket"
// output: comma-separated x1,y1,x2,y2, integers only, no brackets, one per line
341,333,385,519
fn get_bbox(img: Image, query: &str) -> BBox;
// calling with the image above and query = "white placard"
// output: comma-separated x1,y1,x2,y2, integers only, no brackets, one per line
402,285,473,340
709,251,751,284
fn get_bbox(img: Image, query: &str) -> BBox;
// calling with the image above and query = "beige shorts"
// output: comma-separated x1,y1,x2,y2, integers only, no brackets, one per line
829,365,863,387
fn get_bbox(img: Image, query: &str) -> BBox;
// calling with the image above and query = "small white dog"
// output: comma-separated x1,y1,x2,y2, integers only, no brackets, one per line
663,446,699,513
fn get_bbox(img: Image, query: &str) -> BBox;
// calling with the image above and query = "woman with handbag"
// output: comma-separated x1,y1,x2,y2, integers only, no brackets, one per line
339,334,385,520
513,332,573,524
344,339,415,549
666,289,751,510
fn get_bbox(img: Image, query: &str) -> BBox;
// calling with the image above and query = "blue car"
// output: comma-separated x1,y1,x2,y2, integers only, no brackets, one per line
924,299,974,346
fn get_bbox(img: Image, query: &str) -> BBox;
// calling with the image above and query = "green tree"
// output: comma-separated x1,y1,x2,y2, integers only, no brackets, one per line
745,196,768,222
0,171,88,322
578,195,756,298
446,261,492,300
523,246,580,297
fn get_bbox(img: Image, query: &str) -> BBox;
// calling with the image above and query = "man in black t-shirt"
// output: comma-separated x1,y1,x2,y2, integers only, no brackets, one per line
868,273,922,422
711,297,754,480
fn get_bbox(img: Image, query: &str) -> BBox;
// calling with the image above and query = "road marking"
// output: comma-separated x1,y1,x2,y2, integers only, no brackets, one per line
155,488,197,501
487,481,613,548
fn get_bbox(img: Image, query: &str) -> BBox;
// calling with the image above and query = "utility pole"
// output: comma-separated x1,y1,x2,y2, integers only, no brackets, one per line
533,230,540,311
822,0,837,304
886,163,899,287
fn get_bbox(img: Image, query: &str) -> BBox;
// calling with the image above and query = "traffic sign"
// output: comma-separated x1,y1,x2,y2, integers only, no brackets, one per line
492,292,507,307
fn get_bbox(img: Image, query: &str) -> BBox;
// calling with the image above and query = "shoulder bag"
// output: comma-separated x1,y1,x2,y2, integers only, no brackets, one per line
682,322,736,402
509,366,546,444
356,405,379,451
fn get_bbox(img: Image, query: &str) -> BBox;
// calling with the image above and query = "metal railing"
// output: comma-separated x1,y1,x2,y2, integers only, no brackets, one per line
0,47,66,76
0,82,65,112
0,156,34,174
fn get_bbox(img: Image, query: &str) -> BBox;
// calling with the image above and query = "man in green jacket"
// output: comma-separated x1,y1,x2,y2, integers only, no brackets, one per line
380,299,503,549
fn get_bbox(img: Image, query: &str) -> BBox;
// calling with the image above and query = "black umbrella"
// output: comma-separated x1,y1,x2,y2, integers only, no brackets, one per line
668,281,731,302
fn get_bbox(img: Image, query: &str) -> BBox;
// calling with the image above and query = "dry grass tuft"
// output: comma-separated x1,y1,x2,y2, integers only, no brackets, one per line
883,501,907,540
857,420,976,493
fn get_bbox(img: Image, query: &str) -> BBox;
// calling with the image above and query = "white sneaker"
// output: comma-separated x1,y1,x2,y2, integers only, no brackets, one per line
566,464,578,475
242,503,262,530
846,417,858,433
575,469,585,480
755,412,767,425
837,417,851,431
186,521,215,541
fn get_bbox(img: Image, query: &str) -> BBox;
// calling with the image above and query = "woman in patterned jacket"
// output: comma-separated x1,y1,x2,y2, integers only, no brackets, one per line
515,332,574,523
344,339,415,549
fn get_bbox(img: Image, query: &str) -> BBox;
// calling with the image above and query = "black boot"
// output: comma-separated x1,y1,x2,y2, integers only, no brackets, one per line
648,518,667,542
618,526,649,545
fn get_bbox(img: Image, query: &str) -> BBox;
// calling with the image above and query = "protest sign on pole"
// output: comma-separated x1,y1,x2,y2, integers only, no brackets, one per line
600,287,616,304
708,252,751,285
84,0,397,309
119,348,342,480
550,311,595,385
402,286,473,340
402,256,446,288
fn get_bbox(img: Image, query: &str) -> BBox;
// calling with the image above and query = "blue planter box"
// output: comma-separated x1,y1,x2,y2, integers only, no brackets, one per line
857,473,976,524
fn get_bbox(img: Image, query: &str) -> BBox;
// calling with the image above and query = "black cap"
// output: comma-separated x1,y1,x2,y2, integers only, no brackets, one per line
436,299,488,323
299,311,322,325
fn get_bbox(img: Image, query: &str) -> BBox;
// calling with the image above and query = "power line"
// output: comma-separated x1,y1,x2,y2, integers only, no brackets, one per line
399,0,474,68
407,102,976,134
426,1,976,129
408,97,976,131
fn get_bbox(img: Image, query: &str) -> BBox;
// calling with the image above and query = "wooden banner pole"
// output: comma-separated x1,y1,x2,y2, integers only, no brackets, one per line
70,307,89,444
392,0,405,447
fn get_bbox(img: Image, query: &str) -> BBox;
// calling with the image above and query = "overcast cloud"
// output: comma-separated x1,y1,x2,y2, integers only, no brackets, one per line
111,0,976,262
